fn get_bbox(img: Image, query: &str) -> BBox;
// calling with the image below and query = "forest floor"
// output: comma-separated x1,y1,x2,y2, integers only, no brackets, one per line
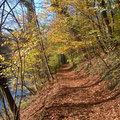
20,64,120,120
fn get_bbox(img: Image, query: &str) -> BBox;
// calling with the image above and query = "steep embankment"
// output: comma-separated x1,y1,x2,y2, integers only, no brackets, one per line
21,64,120,120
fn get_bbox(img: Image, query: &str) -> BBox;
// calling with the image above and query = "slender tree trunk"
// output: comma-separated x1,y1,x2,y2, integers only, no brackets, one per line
0,76,19,120
0,91,10,120
20,0,35,23
100,0,112,35
108,0,114,32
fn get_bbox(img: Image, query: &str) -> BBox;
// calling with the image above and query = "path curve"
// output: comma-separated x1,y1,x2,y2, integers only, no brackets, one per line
21,64,120,120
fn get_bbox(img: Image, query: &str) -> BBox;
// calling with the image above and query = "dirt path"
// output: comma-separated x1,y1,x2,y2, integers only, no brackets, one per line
21,64,120,120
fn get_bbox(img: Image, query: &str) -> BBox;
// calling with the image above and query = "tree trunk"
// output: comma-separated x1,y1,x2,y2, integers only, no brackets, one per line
0,76,19,120
100,0,112,35
20,0,35,23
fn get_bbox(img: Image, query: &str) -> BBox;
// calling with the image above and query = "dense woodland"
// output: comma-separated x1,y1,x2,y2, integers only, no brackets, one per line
0,0,120,120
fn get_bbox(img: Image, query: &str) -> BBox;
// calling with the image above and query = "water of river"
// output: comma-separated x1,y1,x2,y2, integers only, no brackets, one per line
0,87,28,113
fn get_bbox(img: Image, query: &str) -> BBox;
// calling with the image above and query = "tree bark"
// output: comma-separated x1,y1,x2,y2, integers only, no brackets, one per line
100,0,112,35
0,76,19,120
20,0,35,23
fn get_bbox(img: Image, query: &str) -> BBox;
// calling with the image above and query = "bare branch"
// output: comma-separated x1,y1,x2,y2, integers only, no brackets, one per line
6,1,21,28
0,0,6,9
1,1,20,27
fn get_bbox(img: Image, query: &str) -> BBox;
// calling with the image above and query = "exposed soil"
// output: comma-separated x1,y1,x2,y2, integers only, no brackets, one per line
20,64,120,120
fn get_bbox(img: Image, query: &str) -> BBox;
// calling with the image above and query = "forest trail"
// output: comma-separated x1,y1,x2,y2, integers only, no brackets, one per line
21,64,120,120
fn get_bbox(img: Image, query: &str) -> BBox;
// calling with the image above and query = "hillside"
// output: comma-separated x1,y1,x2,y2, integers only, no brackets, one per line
20,63,120,120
